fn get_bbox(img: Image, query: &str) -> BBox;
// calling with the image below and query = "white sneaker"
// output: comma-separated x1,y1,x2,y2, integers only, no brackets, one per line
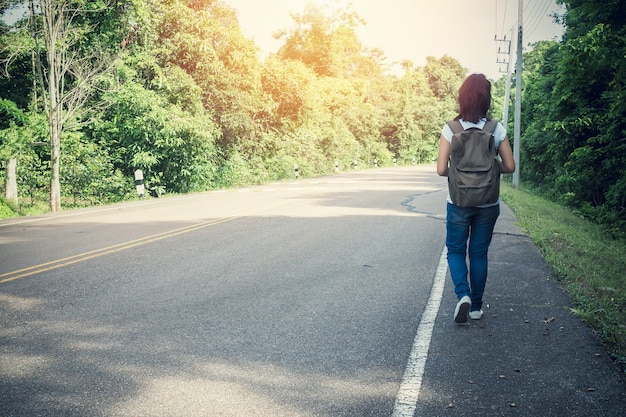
469,310,483,320
454,296,471,324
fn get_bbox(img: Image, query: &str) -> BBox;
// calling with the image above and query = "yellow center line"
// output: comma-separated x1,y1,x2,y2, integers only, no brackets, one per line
0,201,298,285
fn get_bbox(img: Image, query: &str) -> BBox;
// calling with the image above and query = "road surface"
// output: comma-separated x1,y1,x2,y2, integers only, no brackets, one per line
1,166,624,416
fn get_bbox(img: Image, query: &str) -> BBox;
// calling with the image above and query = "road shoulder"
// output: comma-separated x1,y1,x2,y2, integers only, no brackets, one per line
415,202,626,417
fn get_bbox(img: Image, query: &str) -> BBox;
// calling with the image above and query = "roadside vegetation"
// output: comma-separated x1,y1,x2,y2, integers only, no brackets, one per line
502,184,626,372
0,0,469,213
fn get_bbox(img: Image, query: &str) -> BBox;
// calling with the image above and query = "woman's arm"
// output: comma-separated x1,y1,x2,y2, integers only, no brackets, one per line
498,137,516,174
437,135,450,177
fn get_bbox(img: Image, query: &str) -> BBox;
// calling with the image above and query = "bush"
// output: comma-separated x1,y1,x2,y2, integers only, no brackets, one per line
0,196,19,219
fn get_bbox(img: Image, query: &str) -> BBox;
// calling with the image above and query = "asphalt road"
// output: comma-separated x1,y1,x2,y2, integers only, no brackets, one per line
1,166,624,417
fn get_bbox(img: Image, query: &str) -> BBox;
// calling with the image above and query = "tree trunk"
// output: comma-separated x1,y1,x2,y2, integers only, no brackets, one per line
44,0,61,213
49,129,61,212
49,99,62,212
5,158,18,204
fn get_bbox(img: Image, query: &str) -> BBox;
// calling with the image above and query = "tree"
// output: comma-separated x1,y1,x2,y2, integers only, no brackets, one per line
517,0,626,233
156,0,268,157
261,55,316,128
0,98,26,203
275,1,365,78
423,55,466,102
0,0,470,214
91,79,220,194
379,60,460,165
29,0,116,211
517,40,560,187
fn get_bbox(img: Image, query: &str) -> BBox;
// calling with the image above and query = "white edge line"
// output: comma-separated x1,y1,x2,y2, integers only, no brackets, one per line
391,245,447,417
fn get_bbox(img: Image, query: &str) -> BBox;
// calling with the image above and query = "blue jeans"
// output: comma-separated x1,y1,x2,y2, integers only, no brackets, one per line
446,202,500,311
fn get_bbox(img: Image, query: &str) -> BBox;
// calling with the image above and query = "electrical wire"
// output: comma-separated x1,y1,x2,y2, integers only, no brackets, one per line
496,0,510,40
495,0,514,74
525,0,555,39
495,0,558,43
494,0,563,74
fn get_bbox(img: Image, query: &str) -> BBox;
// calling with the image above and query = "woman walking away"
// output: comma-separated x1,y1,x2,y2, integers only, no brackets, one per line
436,73,516,325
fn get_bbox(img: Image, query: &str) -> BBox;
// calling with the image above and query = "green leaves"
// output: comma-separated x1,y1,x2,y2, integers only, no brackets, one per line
521,0,626,235
93,80,220,194
275,1,365,78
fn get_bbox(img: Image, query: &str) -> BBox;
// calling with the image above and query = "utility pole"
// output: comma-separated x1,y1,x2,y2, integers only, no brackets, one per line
513,0,523,188
502,72,512,129
495,37,512,128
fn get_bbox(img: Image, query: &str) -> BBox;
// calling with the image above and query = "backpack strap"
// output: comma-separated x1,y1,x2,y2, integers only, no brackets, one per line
447,120,464,134
483,118,498,134
447,119,498,135
483,119,500,155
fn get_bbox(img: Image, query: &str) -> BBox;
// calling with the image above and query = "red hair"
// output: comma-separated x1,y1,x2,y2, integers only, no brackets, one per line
456,73,491,123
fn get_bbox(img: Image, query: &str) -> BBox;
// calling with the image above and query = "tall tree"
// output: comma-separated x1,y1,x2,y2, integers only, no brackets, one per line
423,55,466,102
518,40,560,187
29,0,116,211
157,0,267,155
275,1,365,78
517,0,626,232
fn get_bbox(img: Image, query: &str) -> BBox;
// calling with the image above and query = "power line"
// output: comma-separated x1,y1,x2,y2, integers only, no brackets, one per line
525,0,554,39
497,0,555,42
496,0,518,46
524,1,545,34
494,0,514,74
495,0,509,40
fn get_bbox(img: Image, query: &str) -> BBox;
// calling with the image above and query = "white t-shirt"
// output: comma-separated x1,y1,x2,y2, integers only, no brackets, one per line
441,118,507,146
441,118,507,206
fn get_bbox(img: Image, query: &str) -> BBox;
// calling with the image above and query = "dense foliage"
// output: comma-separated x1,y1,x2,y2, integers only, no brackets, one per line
0,0,465,210
519,0,626,237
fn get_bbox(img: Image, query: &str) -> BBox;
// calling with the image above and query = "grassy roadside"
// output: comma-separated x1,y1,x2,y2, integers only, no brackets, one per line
500,184,626,371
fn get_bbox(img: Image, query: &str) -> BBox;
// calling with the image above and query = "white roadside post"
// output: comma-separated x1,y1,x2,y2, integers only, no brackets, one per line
134,169,145,197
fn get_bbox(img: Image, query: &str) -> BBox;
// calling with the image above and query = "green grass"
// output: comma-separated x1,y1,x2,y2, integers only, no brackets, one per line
0,196,20,218
501,184,626,369
0,194,140,219
0,197,62,218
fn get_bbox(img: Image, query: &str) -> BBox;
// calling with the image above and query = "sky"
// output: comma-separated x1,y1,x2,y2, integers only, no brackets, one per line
225,0,565,80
